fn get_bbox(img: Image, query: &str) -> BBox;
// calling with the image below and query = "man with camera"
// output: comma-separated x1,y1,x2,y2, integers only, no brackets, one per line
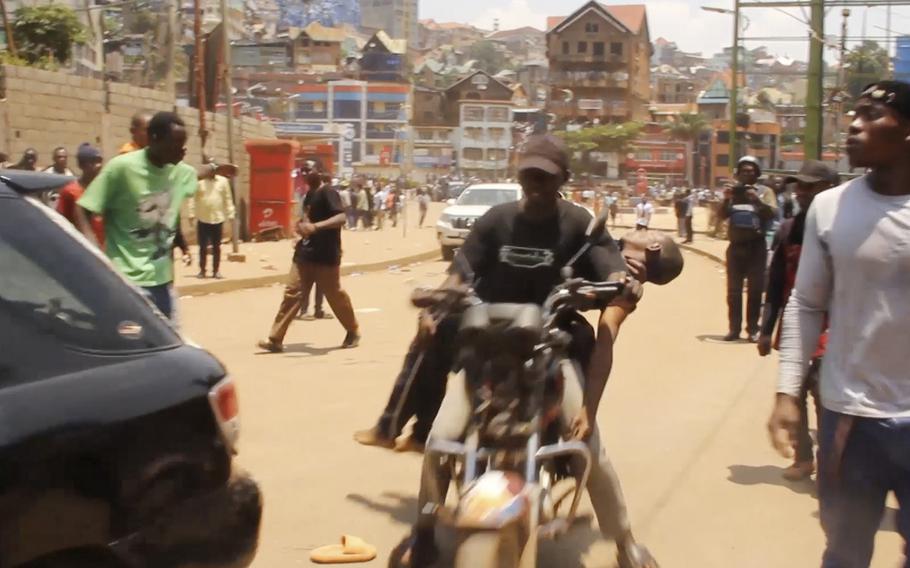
719,156,776,342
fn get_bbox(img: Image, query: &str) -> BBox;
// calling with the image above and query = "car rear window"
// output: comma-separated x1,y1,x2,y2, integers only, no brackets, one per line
0,197,180,352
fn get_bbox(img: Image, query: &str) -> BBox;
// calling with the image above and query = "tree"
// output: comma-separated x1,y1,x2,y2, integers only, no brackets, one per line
466,40,510,75
13,4,85,65
558,122,643,174
844,40,889,99
662,113,709,142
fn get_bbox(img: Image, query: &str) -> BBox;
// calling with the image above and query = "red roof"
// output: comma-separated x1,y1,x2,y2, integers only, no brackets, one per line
548,2,647,34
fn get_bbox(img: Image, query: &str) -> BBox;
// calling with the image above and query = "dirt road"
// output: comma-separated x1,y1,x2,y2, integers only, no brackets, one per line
179,251,903,568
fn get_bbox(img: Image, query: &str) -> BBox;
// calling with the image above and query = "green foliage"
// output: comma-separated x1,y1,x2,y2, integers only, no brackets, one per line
844,40,890,99
13,4,85,65
466,40,510,75
557,122,643,174
662,113,710,141
0,50,61,70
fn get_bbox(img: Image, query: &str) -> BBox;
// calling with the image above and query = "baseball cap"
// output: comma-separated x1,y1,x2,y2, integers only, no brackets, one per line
76,142,102,163
784,160,840,186
858,80,910,121
517,134,570,178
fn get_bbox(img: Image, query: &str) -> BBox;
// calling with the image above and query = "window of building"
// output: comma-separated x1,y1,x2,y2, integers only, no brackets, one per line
488,127,506,140
577,41,587,53
610,42,623,56
462,105,484,122
716,154,730,167
585,22,599,33
593,41,604,56
463,148,484,160
486,106,509,122
716,131,730,144
562,41,569,55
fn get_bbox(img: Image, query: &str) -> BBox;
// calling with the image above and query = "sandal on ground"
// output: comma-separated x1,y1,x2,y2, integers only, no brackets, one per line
310,535,377,564
617,543,659,568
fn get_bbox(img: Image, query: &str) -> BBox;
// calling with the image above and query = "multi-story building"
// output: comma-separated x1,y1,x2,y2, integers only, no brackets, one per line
359,31,408,83
546,1,651,124
651,64,699,104
279,79,410,176
710,113,781,185
445,71,514,178
360,0,418,49
411,86,456,181
625,122,690,186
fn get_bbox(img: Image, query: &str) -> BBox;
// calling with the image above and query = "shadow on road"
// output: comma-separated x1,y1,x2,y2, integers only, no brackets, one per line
280,343,344,357
727,464,817,497
696,334,750,344
347,491,417,525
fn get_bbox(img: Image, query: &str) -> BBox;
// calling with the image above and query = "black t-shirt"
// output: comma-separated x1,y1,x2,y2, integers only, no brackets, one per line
297,184,344,265
454,200,627,305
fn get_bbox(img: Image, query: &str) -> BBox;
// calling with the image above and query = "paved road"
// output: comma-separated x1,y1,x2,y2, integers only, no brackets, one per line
179,251,902,568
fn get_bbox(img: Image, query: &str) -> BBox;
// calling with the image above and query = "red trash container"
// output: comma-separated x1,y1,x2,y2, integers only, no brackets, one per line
245,139,300,239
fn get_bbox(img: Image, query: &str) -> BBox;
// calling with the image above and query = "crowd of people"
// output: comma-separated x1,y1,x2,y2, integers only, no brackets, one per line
5,78,910,568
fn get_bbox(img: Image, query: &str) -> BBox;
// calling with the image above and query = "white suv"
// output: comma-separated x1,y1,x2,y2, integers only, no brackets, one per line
436,183,522,260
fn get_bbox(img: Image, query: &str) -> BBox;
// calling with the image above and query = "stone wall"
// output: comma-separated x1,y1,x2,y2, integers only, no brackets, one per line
0,64,277,241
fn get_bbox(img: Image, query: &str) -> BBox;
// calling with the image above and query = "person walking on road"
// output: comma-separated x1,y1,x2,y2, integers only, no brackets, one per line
758,160,839,481
718,157,775,342
768,80,910,568
258,170,360,352
683,189,695,243
57,143,105,245
417,188,430,228
339,181,355,229
356,183,371,229
634,195,653,228
188,156,236,279
75,112,197,320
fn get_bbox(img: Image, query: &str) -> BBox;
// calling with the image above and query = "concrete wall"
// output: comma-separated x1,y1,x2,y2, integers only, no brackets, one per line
0,64,277,240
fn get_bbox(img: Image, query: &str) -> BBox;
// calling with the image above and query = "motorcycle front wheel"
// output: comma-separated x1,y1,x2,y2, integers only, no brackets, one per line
454,528,522,568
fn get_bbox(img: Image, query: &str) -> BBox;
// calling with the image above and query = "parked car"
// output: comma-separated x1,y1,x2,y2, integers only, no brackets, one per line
436,183,522,260
0,170,261,568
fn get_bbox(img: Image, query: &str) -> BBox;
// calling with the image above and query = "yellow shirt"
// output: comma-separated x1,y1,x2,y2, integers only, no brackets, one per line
119,141,142,155
188,175,235,224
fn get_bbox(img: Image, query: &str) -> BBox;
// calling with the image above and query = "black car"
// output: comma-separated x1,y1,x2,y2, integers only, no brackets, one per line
0,171,261,567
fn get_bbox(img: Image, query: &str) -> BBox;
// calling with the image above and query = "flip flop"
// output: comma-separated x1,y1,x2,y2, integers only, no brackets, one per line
311,535,377,564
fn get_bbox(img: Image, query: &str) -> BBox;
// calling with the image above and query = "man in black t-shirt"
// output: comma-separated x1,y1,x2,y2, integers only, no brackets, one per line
258,171,360,351
396,135,657,568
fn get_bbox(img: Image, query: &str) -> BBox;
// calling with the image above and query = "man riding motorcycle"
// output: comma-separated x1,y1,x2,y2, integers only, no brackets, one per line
396,135,662,568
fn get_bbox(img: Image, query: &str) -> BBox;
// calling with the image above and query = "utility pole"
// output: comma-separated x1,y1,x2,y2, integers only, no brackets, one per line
0,0,16,57
804,0,824,160
194,0,207,150
835,8,850,166
219,0,240,253
730,0,741,166
165,0,177,96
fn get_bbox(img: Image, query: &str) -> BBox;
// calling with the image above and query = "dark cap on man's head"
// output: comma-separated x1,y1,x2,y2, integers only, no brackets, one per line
784,160,839,186
518,134,570,178
859,80,910,121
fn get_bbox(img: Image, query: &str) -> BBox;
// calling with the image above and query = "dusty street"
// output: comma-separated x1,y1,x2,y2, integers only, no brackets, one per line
180,249,903,568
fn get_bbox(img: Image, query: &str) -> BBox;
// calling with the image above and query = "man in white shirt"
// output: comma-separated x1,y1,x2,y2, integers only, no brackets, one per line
768,80,910,568
188,157,236,279
634,196,653,228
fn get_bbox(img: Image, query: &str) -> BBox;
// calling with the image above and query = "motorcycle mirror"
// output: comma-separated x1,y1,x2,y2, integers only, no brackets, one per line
585,210,611,242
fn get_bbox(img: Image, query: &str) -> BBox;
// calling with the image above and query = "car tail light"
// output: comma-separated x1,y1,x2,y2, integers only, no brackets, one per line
209,376,240,454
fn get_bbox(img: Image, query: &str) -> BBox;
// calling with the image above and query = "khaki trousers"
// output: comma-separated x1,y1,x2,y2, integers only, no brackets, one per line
269,261,358,344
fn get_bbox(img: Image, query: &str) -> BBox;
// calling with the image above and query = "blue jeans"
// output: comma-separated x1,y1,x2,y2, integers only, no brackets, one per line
818,408,910,568
141,283,174,320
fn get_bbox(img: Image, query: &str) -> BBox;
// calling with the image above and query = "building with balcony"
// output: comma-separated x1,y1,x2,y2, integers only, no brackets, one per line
278,80,410,176
651,64,700,104
445,71,514,178
546,1,651,124
710,114,781,185
411,86,456,180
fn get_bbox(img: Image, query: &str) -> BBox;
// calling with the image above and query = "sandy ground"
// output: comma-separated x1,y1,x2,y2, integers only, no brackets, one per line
179,250,903,568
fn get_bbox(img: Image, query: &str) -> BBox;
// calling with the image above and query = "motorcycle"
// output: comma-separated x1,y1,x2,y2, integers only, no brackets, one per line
420,212,625,568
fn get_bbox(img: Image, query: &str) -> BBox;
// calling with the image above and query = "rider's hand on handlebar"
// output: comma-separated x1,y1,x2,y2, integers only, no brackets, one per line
410,284,469,309
416,311,437,345
607,272,643,313
569,410,592,442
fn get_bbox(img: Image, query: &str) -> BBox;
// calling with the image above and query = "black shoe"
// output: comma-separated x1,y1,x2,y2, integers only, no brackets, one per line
723,332,741,342
341,331,360,348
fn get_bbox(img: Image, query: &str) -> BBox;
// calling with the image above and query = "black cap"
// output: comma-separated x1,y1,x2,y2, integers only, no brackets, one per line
784,160,839,186
518,134,570,178
859,81,910,121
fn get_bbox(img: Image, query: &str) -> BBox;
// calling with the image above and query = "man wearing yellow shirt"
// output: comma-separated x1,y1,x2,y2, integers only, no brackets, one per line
188,157,236,278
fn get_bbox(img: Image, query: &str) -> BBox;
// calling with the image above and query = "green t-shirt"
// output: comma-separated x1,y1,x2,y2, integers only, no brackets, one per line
78,149,197,287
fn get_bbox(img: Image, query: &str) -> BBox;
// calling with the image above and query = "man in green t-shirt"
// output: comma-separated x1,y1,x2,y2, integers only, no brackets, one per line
76,112,197,319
